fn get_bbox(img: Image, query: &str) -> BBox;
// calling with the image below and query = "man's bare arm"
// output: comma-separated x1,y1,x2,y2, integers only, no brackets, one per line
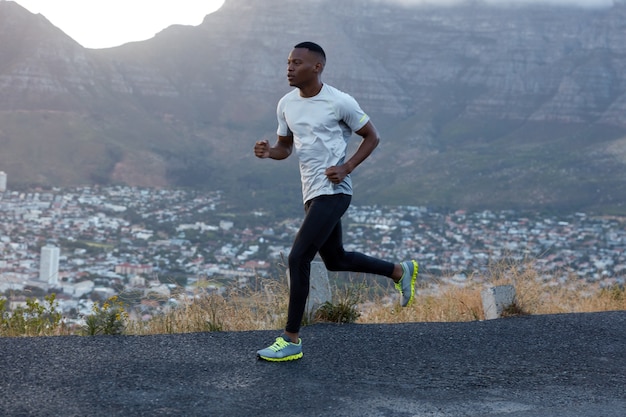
254,135,294,160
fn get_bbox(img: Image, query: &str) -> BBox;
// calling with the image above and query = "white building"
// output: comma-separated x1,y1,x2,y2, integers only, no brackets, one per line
40,245,60,286
0,171,6,192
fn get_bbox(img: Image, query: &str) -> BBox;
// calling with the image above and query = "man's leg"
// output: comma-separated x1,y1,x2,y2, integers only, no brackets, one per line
257,194,418,360
285,194,352,336
258,195,350,361
317,199,419,308
318,219,395,277
317,195,395,277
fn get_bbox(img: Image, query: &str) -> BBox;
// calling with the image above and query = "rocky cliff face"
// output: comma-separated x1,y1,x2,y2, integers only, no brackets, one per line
1,0,626,213
184,0,626,126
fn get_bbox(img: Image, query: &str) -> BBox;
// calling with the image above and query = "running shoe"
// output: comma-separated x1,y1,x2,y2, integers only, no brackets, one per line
256,335,303,362
395,260,418,307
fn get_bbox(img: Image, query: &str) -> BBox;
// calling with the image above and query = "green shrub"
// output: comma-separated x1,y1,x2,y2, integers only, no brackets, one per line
313,283,365,324
0,294,63,337
83,296,128,336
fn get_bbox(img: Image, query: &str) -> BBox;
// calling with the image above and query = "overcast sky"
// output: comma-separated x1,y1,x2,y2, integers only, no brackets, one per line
13,0,617,49
382,0,615,6
15,0,226,49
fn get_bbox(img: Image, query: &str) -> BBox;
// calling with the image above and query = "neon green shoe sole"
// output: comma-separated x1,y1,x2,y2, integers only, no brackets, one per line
395,260,418,307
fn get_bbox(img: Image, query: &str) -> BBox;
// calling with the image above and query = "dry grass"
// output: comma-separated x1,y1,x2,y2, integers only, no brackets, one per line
124,259,624,335
126,278,291,335
360,260,625,324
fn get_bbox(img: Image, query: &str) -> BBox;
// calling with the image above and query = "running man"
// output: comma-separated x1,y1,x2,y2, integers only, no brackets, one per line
254,41,418,362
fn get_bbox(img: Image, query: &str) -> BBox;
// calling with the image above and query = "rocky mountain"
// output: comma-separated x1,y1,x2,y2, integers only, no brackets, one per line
1,0,626,214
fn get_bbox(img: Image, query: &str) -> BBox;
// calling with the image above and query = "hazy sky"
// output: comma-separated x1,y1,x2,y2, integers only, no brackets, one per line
14,0,616,49
15,0,226,49
382,0,615,7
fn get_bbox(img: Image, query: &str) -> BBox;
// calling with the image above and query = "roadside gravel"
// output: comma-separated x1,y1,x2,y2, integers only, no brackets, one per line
1,311,624,416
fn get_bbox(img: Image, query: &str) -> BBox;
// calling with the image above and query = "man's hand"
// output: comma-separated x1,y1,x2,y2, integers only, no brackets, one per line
254,140,271,159
325,165,350,184
254,136,294,160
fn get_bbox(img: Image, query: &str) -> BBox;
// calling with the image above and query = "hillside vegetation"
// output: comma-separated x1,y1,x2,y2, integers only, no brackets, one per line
2,260,623,337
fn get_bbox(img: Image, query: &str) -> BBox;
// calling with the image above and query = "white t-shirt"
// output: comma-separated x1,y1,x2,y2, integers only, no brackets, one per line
276,84,370,204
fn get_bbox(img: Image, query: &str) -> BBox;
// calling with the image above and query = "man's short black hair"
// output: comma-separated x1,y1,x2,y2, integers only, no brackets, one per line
294,41,326,61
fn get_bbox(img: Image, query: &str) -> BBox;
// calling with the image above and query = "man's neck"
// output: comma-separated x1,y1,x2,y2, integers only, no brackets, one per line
299,82,323,98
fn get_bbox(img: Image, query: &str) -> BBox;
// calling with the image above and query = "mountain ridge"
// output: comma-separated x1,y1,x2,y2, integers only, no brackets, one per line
1,0,626,214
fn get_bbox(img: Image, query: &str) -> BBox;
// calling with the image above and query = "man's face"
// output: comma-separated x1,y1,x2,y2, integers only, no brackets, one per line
286,48,321,88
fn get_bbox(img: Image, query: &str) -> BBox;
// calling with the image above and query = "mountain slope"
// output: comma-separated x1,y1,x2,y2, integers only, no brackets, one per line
1,0,626,213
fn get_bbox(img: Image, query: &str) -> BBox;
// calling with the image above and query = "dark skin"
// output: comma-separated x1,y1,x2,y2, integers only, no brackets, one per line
254,47,404,342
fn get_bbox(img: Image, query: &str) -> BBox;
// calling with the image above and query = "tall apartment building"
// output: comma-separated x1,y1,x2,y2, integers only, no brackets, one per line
0,171,6,192
40,245,60,286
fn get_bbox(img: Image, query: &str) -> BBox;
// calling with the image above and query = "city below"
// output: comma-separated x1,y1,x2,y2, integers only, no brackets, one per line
1,185,624,323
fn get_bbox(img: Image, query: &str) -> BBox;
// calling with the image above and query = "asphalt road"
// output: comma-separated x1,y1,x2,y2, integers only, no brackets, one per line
1,311,624,417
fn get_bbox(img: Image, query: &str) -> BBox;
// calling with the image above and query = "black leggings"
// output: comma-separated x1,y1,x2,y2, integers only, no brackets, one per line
286,193,395,333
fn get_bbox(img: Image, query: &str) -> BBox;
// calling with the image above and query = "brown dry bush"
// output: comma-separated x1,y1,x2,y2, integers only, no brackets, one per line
125,259,624,334
126,277,291,335
357,259,625,324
